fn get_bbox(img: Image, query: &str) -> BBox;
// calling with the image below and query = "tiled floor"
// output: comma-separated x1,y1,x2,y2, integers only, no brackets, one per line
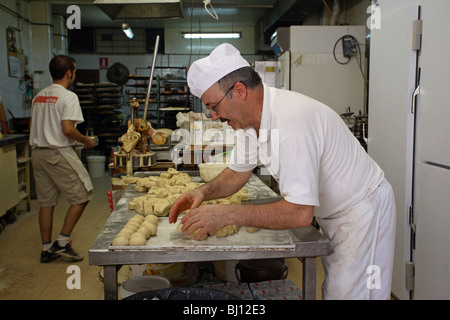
0,173,324,300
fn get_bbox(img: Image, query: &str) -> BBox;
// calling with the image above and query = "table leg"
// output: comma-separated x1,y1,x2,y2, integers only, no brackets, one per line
103,265,120,300
301,257,317,300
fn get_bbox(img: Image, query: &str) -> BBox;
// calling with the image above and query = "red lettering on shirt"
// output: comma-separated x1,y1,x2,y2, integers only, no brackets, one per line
34,96,59,104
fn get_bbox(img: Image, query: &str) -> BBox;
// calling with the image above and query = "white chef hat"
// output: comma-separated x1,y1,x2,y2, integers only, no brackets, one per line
187,43,250,98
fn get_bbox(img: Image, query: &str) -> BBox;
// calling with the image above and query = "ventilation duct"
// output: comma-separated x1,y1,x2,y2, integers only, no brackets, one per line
93,0,184,20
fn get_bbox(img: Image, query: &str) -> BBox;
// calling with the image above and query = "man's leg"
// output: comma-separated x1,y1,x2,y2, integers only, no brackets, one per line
51,201,89,262
39,206,55,243
39,206,59,263
61,201,89,235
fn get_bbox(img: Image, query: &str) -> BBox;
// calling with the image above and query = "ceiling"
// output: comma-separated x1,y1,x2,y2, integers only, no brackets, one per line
50,0,324,39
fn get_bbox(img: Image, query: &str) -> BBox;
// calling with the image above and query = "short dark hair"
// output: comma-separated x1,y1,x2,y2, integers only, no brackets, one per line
217,67,262,95
49,55,76,80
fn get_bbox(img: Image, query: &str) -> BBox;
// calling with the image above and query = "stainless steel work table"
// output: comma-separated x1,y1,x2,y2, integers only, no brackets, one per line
89,173,330,300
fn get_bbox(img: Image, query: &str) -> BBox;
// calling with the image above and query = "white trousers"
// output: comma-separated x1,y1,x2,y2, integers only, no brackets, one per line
317,179,396,300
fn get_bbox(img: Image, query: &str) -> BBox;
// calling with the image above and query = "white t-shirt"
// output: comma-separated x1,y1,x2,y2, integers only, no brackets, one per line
30,83,84,148
229,84,384,218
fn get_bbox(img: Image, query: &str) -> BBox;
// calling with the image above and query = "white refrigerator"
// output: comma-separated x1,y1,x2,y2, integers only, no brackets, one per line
273,25,367,116
368,0,450,299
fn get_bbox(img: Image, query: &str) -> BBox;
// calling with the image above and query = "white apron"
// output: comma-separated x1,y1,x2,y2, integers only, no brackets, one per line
58,146,93,192
317,178,396,300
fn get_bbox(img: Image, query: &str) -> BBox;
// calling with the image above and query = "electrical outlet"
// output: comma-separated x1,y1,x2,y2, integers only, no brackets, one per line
342,36,357,58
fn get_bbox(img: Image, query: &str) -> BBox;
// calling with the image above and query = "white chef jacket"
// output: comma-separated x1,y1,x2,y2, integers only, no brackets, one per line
30,83,84,148
229,84,396,299
229,84,384,218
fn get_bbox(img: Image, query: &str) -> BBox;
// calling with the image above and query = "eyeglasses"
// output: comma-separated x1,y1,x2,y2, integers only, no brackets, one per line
208,84,236,114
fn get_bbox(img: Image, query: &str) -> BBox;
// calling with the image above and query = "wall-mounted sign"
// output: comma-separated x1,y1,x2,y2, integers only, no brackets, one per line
6,28,21,78
99,57,109,70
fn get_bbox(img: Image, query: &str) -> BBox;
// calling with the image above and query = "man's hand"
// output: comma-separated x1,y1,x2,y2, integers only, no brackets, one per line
62,120,96,149
83,137,96,149
179,204,234,240
168,189,205,224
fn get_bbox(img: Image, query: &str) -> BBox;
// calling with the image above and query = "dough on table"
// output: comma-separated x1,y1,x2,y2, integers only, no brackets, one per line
129,235,147,246
126,220,141,229
143,199,154,216
123,224,137,232
245,227,260,233
136,226,151,238
144,215,159,226
112,236,129,246
117,228,133,238
154,199,171,216
138,222,157,237
130,214,145,223
167,168,179,175
210,225,239,238
141,221,157,235
134,185,147,192
176,223,208,241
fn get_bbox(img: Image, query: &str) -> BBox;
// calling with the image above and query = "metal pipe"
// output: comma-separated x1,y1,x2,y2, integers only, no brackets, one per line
143,35,160,121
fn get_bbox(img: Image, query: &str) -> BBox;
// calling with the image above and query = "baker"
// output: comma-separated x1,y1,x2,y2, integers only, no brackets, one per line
30,55,96,263
169,43,396,300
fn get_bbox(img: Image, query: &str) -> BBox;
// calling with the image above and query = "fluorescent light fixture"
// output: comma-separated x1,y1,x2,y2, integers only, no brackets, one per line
183,32,241,39
122,22,134,38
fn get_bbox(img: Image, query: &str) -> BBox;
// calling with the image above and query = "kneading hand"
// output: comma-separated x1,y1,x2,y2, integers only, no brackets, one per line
179,204,234,240
168,189,204,224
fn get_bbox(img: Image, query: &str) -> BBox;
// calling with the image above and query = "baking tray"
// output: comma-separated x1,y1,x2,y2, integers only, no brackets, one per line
109,217,295,252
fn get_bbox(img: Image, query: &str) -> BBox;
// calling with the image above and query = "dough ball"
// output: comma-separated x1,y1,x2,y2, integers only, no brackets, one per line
128,201,136,210
123,224,138,232
130,215,145,223
112,236,129,246
136,226,151,238
130,232,146,239
167,168,179,175
126,220,141,229
118,228,133,238
134,185,147,192
129,236,146,246
245,227,260,233
147,223,158,236
145,215,159,225
141,220,157,234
